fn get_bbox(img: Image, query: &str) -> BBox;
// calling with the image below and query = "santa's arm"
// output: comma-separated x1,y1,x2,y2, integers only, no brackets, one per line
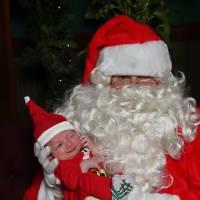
24,143,64,200
23,169,43,200
160,126,200,200
23,168,63,200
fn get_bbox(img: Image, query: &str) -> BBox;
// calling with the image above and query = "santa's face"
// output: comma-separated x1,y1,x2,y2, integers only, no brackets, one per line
47,130,82,160
111,75,159,89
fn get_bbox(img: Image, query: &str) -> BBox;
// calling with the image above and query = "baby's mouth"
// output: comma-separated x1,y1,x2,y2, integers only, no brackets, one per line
66,147,75,153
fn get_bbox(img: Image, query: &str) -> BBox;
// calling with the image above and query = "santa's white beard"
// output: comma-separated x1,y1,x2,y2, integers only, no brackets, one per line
57,76,199,192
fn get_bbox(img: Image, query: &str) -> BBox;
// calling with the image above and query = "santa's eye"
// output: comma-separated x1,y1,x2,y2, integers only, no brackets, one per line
121,76,129,79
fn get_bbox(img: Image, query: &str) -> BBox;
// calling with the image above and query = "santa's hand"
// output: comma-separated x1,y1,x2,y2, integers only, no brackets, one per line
34,142,60,187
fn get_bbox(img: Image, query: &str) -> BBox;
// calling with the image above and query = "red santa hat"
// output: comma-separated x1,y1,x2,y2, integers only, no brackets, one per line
24,96,74,147
83,15,172,84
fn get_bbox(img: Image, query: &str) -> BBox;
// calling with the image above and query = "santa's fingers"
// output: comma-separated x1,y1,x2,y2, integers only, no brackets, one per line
80,137,91,146
80,135,91,142
90,162,101,171
44,158,59,174
92,155,104,163
82,140,90,147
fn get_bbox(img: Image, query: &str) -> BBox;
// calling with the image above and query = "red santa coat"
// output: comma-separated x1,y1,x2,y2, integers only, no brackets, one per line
160,123,200,200
24,169,43,200
54,151,112,200
24,125,200,200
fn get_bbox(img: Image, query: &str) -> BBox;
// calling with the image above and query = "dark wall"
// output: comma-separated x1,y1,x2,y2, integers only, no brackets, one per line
165,0,200,25
10,0,200,36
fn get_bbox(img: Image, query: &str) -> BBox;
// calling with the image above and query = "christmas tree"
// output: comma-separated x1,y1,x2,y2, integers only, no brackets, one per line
16,0,169,111
16,0,80,111
86,0,170,42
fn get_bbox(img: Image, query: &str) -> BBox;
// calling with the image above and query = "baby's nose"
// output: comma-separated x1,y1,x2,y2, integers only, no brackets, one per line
65,138,74,147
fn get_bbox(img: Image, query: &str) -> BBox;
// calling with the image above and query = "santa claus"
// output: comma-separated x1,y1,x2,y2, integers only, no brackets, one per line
24,15,200,200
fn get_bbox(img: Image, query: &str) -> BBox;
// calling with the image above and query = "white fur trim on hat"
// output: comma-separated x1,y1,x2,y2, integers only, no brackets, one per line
37,121,75,146
24,96,30,103
96,41,172,77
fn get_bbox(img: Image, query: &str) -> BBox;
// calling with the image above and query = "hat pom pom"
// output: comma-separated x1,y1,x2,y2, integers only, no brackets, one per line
24,96,30,104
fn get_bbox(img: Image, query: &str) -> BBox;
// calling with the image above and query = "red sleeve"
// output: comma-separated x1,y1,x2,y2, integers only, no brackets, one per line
23,169,43,200
55,158,82,190
79,173,112,200
161,125,200,200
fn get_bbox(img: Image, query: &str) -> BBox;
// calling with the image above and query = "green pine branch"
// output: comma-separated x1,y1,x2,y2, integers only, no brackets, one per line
85,0,170,42
16,0,80,110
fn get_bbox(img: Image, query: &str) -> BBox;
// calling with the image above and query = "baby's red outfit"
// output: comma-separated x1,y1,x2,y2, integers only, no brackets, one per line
55,151,112,200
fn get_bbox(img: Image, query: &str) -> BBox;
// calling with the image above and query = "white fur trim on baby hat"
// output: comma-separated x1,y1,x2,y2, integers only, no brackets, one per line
37,121,74,146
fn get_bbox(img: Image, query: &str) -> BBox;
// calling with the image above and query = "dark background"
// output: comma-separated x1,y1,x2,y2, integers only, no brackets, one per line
1,0,200,199
10,0,200,105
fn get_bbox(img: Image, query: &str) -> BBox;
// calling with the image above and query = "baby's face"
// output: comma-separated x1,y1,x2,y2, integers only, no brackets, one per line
47,130,82,160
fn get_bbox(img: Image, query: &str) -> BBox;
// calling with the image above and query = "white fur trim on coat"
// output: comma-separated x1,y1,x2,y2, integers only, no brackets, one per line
38,180,63,200
37,121,74,146
38,180,56,200
84,197,99,200
96,41,172,77
127,187,180,200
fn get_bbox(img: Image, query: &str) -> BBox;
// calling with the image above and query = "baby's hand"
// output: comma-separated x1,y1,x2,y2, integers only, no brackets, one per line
80,135,95,151
80,156,103,173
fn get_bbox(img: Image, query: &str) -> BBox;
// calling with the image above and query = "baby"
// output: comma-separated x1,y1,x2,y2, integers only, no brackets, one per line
25,97,133,200
47,130,113,200
47,128,103,173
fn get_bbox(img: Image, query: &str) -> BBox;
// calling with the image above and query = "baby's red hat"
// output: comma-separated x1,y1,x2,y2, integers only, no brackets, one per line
24,96,74,146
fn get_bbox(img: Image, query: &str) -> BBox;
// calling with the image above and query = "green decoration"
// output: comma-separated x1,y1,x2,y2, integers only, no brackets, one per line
86,0,170,42
112,179,133,200
16,0,80,111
